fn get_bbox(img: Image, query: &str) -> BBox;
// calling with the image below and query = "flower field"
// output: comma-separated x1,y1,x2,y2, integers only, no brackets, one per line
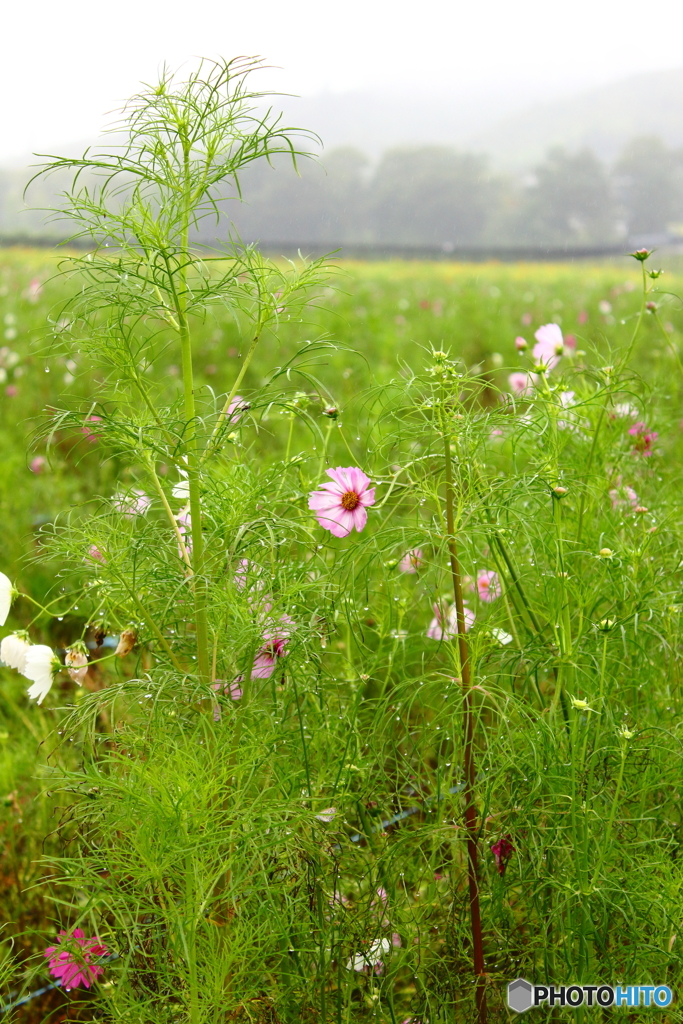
1,61,683,1024
0,241,683,1022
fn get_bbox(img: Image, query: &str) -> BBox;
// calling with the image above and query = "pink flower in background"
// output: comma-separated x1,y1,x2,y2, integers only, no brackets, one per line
609,482,639,511
5,385,17,397
113,489,152,517
44,929,108,990
514,336,528,351
309,467,376,538
30,456,47,473
176,506,192,556
578,310,588,325
80,415,103,444
26,278,43,303
87,545,105,563
211,680,243,719
227,395,250,423
508,372,533,396
248,613,295,679
533,323,564,369
491,835,515,876
628,421,658,457
521,312,532,326
563,334,577,349
477,570,501,602
427,602,475,640
399,548,423,573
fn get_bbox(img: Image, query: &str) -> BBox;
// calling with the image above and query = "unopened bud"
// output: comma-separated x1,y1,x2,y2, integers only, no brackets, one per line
553,486,568,497
646,301,657,311
630,248,652,262
599,548,614,558
515,336,527,351
634,505,649,514
322,405,339,420
65,642,89,684
115,628,137,657
598,618,615,631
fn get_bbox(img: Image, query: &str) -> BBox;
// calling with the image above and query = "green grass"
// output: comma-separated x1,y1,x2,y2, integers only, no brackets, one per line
2,249,683,1022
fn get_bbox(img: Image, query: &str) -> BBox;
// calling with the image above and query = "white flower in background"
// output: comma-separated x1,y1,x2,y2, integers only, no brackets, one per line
0,572,16,626
23,645,59,704
0,633,31,672
491,628,514,646
315,807,337,823
112,489,152,517
172,470,190,501
346,937,391,973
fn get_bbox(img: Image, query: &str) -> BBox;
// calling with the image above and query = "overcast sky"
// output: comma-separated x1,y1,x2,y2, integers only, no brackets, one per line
3,0,683,163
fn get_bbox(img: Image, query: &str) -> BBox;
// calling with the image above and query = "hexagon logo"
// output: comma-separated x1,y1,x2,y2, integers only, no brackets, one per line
508,977,534,1014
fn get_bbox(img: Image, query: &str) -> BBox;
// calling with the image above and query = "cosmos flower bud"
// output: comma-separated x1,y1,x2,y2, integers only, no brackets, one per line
630,248,652,261
599,548,613,558
553,486,568,497
514,336,527,351
646,301,657,311
115,628,137,657
322,405,339,420
65,641,89,684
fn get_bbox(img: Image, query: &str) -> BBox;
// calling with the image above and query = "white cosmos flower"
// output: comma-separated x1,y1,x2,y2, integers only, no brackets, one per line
491,628,514,646
22,645,59,704
0,633,31,673
172,469,190,501
0,572,16,626
346,938,391,972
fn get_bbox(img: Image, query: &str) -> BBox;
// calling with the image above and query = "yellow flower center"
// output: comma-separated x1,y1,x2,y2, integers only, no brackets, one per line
341,490,360,511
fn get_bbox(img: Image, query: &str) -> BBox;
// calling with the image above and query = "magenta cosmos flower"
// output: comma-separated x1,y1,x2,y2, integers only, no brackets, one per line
308,467,376,538
628,421,658,457
477,570,501,602
533,323,564,370
426,601,475,639
242,613,295,679
44,928,108,990
491,835,515,876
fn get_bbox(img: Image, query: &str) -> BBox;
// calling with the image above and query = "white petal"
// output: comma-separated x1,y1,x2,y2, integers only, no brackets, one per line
0,634,30,672
492,628,513,646
0,573,14,626
26,673,54,705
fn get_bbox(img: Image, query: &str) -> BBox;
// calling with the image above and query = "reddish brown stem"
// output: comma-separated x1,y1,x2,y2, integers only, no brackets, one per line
443,426,487,1024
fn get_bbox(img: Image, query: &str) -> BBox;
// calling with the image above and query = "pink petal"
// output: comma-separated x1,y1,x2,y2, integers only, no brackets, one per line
350,505,368,532
360,486,376,507
308,490,342,511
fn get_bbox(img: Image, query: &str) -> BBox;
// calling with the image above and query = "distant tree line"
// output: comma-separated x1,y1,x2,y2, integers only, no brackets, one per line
216,136,683,250
1,136,682,250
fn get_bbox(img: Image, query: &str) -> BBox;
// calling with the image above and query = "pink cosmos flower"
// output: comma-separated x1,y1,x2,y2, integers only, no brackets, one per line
308,467,376,538
609,482,639,512
628,421,658,457
247,613,295,679
533,323,564,370
521,312,532,326
5,385,17,397
44,929,108,990
176,506,192,556
30,455,47,473
514,336,528,351
398,548,423,573
491,835,514,876
113,489,152,517
227,395,250,423
87,545,105,563
26,278,43,303
427,602,475,640
477,570,501,602
578,310,588,325
211,679,243,720
508,372,533,397
564,334,577,350
80,415,102,444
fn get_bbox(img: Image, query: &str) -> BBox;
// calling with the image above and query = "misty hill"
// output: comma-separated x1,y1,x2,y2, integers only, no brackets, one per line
471,68,683,171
